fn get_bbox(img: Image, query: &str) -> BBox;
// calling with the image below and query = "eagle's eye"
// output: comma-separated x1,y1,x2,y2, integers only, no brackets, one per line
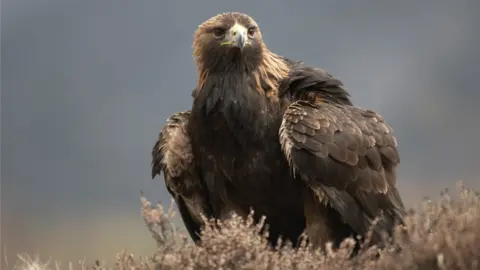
247,27,256,38
213,28,225,38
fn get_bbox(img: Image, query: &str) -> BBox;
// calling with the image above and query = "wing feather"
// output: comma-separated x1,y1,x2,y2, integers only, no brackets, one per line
279,100,406,243
152,111,212,243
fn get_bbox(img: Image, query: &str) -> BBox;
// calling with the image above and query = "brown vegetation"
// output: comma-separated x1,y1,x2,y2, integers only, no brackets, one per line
10,182,480,270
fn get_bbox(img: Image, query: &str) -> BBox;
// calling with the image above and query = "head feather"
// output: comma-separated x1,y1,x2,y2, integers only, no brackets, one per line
192,12,290,98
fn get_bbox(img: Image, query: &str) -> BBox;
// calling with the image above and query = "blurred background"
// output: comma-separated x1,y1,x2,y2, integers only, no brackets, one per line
2,0,479,266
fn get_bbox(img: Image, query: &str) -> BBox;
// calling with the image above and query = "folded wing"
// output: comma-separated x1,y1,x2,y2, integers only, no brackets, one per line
278,65,405,244
151,111,212,243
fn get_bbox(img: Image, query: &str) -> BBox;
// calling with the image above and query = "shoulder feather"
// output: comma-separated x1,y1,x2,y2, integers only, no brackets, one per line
152,111,193,180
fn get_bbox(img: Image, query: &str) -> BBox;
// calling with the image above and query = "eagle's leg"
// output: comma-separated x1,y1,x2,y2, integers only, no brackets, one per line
303,188,335,250
303,188,358,252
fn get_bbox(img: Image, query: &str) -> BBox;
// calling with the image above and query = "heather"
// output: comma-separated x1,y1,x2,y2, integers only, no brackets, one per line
9,182,480,270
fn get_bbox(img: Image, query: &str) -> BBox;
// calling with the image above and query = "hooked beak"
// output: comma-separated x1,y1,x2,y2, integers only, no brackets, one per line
221,24,248,51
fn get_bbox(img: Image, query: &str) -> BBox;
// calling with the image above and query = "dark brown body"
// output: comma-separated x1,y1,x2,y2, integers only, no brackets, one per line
189,89,308,245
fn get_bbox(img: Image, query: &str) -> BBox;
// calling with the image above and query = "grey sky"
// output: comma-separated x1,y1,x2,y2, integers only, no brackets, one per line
2,0,480,265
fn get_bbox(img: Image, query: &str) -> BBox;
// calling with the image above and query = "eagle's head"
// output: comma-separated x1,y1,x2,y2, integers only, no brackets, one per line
192,12,266,73
192,12,290,99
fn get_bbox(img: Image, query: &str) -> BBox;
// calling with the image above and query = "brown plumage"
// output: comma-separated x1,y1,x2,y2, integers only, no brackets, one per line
152,12,406,250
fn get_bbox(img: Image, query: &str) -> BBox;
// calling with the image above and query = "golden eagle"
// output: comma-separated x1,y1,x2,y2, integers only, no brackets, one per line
152,12,406,249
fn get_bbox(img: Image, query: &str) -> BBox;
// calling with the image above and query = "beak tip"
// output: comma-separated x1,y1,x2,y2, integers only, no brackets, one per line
237,36,246,51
